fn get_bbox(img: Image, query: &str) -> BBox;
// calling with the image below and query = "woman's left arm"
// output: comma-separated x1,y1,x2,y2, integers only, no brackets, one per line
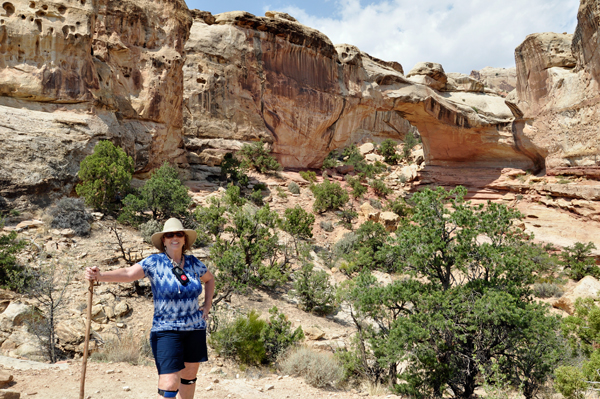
200,270,215,320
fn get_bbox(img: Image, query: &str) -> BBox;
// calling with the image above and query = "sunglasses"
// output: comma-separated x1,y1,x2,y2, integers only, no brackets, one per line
164,232,185,239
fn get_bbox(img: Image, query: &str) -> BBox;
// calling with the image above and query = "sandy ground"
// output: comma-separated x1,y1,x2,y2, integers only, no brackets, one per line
4,358,392,399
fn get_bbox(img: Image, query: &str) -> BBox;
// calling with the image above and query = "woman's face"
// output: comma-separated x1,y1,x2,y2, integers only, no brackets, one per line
162,231,186,253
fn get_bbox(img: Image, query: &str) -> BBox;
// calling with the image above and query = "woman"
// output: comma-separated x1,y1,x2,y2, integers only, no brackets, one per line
85,218,215,399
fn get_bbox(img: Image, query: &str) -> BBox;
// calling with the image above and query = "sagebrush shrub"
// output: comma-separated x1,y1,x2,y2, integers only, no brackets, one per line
76,140,134,212
288,181,300,195
292,263,335,314
333,232,359,256
533,283,563,298
49,198,93,236
91,331,152,365
310,180,349,213
279,346,344,388
320,220,334,232
369,198,382,209
139,219,162,245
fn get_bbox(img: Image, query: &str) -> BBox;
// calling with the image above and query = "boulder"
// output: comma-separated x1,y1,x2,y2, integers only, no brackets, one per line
0,303,38,331
407,62,448,90
365,154,383,162
359,143,375,155
444,73,485,92
114,301,131,318
15,220,44,230
359,203,380,222
552,276,600,315
303,327,325,341
380,212,400,232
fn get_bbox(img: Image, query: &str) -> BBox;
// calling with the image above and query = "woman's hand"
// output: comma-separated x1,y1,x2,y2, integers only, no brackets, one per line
85,266,101,282
201,304,211,320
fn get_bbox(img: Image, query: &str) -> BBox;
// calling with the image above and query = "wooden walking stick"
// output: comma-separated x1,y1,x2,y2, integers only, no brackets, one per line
80,279,94,399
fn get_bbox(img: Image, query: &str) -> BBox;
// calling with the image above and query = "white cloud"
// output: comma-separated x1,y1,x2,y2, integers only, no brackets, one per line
281,0,580,74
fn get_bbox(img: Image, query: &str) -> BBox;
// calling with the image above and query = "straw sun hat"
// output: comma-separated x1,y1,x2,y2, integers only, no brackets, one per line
151,218,197,252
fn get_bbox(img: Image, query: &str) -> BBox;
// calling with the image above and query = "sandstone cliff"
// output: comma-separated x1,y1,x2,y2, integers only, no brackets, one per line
183,11,533,172
512,2,600,171
0,0,191,207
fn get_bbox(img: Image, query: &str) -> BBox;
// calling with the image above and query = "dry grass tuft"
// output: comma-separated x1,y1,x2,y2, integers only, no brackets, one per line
278,346,343,388
91,330,152,365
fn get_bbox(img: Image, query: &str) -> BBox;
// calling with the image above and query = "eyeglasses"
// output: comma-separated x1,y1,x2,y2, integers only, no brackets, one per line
164,232,185,239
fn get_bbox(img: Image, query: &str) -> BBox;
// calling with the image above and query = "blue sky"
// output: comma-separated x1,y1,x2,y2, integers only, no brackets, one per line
185,0,580,74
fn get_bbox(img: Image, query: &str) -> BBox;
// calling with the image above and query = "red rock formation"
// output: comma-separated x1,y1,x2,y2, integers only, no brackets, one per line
0,0,191,205
183,11,533,172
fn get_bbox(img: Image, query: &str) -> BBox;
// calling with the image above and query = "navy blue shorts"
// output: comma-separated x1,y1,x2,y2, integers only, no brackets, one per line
149,330,208,375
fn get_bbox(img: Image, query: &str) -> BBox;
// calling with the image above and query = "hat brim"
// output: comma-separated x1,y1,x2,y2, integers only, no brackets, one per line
151,229,197,252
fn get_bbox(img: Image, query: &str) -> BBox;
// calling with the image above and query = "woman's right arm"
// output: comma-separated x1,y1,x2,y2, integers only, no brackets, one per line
85,264,145,283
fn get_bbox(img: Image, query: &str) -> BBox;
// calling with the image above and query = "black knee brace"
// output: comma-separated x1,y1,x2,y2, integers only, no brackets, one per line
157,388,178,398
181,377,197,385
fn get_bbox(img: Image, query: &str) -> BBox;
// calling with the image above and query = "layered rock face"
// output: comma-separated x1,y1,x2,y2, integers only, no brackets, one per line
183,11,533,171
513,4,600,170
0,0,190,206
470,67,517,96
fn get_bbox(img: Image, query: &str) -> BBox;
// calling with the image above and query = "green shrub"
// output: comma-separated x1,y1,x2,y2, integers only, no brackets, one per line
338,206,358,230
119,163,191,225
561,242,599,281
402,133,418,160
346,176,367,199
554,366,587,399
220,152,249,187
209,307,302,366
76,140,134,212
238,140,281,173
279,346,344,388
292,263,335,314
49,198,93,236
369,178,391,197
378,139,400,165
321,150,339,170
281,206,315,255
261,306,304,363
0,230,26,290
533,283,563,298
310,180,349,213
193,197,226,246
386,197,412,217
209,310,267,365
288,181,300,195
299,171,317,183
320,221,334,232
249,188,264,206
139,219,162,245
276,186,288,198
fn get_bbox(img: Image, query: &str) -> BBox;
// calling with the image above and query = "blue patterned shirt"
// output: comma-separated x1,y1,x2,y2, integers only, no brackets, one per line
139,253,208,332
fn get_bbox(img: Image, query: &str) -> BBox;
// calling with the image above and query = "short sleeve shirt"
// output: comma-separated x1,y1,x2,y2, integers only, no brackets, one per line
139,253,208,332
